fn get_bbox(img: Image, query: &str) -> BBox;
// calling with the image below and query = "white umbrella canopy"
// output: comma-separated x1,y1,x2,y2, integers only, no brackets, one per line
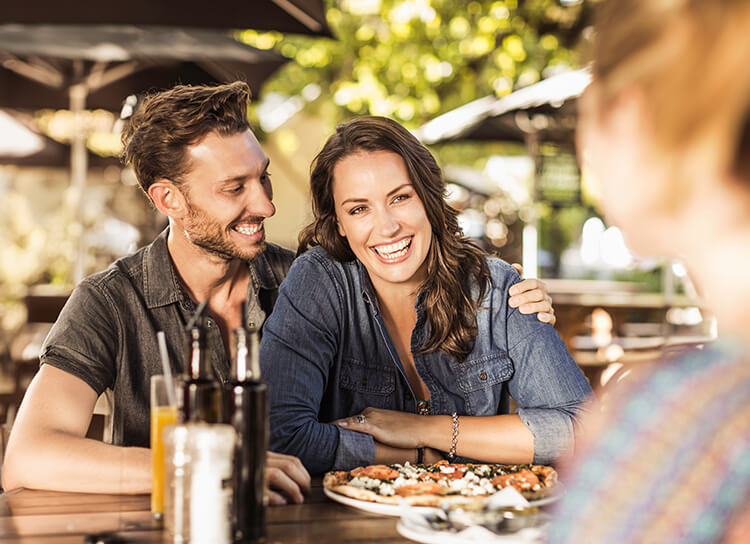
415,68,592,146
0,109,117,167
0,109,57,164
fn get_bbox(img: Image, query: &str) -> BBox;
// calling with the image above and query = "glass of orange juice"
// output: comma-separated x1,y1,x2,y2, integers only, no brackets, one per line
151,374,177,519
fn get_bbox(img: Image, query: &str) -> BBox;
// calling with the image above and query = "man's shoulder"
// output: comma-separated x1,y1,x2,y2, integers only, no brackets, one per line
81,253,136,291
83,241,151,289
78,234,168,304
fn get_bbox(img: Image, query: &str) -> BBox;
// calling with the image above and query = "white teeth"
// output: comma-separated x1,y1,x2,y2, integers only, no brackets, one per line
235,223,262,235
373,237,411,259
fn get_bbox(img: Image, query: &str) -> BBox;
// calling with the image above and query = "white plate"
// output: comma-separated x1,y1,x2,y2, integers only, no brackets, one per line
323,484,563,517
323,487,430,517
396,520,545,544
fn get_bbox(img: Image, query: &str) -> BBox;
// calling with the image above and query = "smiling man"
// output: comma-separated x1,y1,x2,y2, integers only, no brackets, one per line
2,82,554,498
2,82,308,502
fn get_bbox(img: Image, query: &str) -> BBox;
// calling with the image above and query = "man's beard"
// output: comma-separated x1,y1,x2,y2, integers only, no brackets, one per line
182,198,266,262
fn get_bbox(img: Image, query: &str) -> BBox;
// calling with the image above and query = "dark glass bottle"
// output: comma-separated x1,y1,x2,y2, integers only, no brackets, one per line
223,327,268,543
177,322,222,424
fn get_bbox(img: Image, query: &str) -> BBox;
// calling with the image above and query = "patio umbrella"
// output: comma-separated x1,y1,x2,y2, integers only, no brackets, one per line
0,24,288,280
0,0,331,36
0,25,287,110
414,68,591,146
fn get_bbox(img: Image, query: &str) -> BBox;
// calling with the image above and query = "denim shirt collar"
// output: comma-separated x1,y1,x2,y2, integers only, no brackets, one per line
355,260,379,315
354,259,427,321
142,228,184,309
141,227,282,310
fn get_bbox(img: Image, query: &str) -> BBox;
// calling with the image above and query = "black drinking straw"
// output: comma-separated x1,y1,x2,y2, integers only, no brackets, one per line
186,299,208,330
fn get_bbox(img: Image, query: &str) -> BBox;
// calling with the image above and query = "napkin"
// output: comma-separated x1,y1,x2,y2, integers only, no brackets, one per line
485,486,531,509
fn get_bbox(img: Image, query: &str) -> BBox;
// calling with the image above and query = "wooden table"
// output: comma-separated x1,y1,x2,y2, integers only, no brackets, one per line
0,478,412,543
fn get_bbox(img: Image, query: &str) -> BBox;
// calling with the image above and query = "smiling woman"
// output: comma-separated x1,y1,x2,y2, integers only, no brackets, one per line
260,116,592,475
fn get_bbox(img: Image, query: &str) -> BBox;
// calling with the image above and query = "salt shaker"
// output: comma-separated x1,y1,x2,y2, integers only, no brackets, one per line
164,423,236,544
164,425,190,543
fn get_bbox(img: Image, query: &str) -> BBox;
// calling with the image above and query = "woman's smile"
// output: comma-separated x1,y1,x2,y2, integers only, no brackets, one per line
370,235,413,263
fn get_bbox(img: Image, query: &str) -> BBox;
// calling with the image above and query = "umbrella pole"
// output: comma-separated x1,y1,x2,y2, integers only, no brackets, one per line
69,83,88,284
522,131,540,279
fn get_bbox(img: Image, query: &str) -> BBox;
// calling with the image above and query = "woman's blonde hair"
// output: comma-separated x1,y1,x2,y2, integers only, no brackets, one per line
591,0,750,182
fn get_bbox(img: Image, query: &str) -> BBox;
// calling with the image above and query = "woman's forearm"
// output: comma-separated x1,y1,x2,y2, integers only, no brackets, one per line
337,409,537,464
421,414,534,464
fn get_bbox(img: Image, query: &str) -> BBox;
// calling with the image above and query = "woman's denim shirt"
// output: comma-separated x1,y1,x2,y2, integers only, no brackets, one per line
261,247,592,475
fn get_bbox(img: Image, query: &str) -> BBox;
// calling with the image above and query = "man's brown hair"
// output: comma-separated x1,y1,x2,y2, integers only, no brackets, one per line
121,81,252,194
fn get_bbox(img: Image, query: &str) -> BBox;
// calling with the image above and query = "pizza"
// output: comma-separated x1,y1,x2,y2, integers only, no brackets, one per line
323,460,557,507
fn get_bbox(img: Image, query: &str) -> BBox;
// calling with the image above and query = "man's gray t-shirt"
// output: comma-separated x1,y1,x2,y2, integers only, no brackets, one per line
40,228,294,448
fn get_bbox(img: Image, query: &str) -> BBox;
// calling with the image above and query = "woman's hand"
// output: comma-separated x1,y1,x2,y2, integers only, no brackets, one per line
509,263,556,325
334,407,426,449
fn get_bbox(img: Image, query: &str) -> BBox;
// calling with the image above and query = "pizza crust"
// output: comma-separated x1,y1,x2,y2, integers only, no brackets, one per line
327,484,402,504
322,471,350,489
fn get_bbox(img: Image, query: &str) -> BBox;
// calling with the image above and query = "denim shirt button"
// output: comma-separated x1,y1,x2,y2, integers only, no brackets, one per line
480,372,488,381
361,378,367,386
405,392,412,401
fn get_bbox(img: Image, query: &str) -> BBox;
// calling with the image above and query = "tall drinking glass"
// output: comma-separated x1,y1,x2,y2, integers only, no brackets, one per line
151,374,177,519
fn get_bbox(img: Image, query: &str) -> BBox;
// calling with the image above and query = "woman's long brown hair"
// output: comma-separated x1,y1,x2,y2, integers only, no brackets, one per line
298,116,489,362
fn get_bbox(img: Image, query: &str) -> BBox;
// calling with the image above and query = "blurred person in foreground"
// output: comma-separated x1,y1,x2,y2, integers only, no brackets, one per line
548,1,750,543
1,82,554,497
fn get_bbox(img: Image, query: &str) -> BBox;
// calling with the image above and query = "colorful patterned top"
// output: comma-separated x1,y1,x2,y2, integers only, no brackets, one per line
548,341,750,544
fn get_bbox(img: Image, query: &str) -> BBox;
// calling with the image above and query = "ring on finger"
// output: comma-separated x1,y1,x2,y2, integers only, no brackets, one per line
357,414,366,424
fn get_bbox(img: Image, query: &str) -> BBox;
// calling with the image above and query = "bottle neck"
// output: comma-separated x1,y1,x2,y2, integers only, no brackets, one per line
248,329,261,380
231,328,261,381
187,327,212,380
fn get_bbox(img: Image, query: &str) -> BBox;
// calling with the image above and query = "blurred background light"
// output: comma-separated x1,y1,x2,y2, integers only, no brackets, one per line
457,208,486,239
600,226,633,268
580,216,605,266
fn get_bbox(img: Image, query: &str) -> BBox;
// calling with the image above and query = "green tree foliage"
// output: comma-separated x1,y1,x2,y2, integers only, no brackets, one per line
240,0,595,127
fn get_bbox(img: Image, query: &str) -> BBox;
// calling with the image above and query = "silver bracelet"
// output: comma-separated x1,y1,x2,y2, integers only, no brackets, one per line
448,412,459,460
